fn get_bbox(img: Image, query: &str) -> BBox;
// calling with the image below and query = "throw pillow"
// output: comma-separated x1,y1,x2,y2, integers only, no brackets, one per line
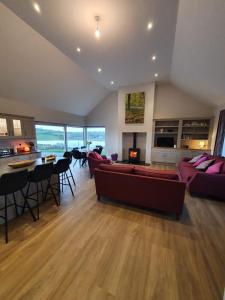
206,161,224,174
195,159,215,171
188,154,203,163
193,156,208,167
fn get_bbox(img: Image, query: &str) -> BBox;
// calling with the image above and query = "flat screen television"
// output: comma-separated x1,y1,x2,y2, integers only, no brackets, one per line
157,137,174,148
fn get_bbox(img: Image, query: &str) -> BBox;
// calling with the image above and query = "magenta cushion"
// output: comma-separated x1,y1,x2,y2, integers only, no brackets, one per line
193,156,208,167
206,162,224,174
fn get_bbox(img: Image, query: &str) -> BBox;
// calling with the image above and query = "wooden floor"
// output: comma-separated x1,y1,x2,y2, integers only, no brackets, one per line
0,164,225,300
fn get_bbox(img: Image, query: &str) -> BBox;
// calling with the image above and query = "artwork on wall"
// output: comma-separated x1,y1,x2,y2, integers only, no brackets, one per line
125,92,145,124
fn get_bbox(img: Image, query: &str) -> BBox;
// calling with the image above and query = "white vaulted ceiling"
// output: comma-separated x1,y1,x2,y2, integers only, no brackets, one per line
0,0,224,115
171,0,225,106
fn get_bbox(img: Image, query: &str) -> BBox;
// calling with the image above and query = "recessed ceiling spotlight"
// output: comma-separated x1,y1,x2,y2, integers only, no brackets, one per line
95,16,101,39
152,55,157,61
97,67,102,73
76,47,81,53
147,22,153,30
33,2,41,13
154,73,158,78
110,81,114,85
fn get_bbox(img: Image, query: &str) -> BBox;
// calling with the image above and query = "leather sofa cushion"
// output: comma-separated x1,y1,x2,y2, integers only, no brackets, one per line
98,163,134,173
134,166,178,180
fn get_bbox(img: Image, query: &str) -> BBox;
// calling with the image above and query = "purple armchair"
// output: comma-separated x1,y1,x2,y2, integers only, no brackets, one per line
87,152,112,178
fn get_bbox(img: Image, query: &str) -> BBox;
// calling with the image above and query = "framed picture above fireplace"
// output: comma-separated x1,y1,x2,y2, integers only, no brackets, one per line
125,92,145,124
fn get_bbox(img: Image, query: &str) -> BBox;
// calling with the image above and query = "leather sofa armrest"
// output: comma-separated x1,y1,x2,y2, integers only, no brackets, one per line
187,172,225,200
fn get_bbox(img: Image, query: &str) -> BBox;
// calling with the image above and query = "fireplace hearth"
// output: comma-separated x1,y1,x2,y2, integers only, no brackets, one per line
128,133,141,164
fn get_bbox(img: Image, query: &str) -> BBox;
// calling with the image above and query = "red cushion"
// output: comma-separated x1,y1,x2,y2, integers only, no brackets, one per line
206,162,224,174
134,166,178,180
193,156,208,167
99,163,134,173
90,151,103,160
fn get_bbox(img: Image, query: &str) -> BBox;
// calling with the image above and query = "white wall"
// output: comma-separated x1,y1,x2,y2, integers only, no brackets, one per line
118,83,155,163
86,92,118,155
86,81,218,160
0,96,84,126
154,82,214,119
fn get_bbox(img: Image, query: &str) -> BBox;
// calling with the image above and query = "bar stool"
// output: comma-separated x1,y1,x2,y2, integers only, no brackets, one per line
24,163,59,220
0,170,36,243
53,158,75,203
63,151,76,187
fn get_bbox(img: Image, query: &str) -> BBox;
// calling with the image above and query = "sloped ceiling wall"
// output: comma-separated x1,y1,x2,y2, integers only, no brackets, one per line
0,3,109,116
171,0,225,106
0,0,224,116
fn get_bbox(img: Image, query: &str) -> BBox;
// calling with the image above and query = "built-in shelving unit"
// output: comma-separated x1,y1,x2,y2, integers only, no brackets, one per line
154,120,179,147
152,117,213,164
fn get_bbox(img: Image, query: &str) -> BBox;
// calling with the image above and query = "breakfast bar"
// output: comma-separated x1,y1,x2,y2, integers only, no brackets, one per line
0,154,60,226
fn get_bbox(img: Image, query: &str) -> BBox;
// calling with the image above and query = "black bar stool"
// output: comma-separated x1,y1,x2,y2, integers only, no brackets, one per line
0,170,36,243
53,158,75,202
63,151,76,187
24,163,59,220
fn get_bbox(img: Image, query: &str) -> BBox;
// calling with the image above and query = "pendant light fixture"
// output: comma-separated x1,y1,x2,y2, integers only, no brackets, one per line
95,16,101,39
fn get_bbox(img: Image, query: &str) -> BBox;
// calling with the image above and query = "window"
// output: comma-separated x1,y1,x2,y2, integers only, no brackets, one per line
86,127,105,148
222,137,225,157
67,127,84,150
35,124,105,156
35,124,65,156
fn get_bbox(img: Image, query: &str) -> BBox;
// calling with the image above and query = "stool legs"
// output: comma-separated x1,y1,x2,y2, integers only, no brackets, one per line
69,167,76,186
65,172,74,197
13,192,19,217
4,195,8,244
21,190,36,222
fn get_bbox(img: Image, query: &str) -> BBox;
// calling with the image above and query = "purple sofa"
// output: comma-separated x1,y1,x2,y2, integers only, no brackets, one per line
177,156,225,200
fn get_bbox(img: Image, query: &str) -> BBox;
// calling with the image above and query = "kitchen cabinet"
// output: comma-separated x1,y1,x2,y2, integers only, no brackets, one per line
12,118,22,137
22,118,36,139
0,116,10,137
0,114,35,139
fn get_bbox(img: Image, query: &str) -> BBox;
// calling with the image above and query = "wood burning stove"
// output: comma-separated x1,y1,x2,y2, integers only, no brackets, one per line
128,133,141,164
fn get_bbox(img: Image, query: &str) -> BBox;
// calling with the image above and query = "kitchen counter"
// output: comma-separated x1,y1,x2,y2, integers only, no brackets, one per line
0,151,41,159
0,157,57,177
0,156,59,224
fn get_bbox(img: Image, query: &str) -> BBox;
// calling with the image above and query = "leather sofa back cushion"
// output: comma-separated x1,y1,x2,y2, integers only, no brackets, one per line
134,166,178,180
98,163,134,173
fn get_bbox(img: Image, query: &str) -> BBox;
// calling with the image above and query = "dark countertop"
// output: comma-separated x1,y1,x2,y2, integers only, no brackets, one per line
0,151,41,159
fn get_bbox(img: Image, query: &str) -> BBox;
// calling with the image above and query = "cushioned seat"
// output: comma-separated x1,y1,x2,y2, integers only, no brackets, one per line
133,166,178,180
